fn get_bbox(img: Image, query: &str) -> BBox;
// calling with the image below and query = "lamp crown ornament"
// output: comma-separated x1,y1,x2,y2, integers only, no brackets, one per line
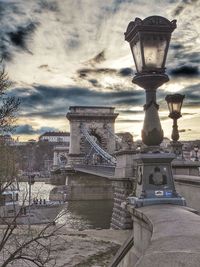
125,16,176,43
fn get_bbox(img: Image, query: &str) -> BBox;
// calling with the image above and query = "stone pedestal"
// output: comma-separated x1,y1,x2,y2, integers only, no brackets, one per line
170,141,184,160
128,152,186,208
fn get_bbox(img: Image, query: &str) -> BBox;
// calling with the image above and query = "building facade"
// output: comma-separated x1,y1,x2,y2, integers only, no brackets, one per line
39,132,70,145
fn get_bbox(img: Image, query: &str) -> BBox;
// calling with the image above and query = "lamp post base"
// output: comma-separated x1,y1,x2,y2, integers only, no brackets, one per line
127,196,186,208
170,141,184,160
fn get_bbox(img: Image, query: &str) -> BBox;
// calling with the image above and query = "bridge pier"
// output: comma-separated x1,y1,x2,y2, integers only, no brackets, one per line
65,171,114,201
111,149,136,229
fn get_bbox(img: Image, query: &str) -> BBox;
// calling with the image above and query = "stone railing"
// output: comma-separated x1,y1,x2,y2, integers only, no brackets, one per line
109,204,200,267
174,174,200,213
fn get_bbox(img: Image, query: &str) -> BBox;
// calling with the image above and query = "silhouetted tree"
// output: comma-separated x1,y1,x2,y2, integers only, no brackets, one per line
0,65,20,133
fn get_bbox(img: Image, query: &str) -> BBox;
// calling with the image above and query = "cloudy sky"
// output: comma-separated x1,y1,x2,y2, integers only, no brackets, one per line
0,0,199,141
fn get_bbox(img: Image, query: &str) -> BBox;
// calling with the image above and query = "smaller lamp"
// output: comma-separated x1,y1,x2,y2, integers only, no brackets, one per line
165,94,185,141
194,145,199,161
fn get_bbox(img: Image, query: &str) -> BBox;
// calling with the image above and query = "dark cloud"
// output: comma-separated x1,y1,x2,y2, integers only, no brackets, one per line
171,50,200,64
20,108,66,119
8,22,37,50
89,51,105,65
117,119,143,123
9,85,144,118
15,124,59,134
170,66,199,76
172,0,199,16
171,44,185,50
78,67,133,79
0,43,12,61
88,79,100,87
78,68,117,78
179,129,192,133
118,68,133,77
67,35,80,49
116,109,143,115
182,112,197,116
38,0,59,12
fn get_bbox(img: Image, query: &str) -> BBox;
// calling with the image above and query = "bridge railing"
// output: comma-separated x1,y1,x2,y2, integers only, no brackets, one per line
109,204,200,267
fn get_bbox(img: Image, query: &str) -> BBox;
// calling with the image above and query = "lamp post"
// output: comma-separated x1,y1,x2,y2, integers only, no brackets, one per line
28,173,35,231
125,16,185,207
165,94,185,159
125,16,176,147
194,145,199,161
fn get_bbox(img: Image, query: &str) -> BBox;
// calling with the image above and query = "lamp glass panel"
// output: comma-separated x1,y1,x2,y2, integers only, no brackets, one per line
168,102,173,113
142,33,168,70
131,39,143,72
172,102,181,113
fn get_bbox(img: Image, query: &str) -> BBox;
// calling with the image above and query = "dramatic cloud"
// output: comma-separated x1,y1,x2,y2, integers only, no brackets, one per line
117,119,143,123
172,0,199,16
0,0,199,140
9,85,144,119
15,124,59,134
170,66,199,77
8,22,37,50
116,109,143,115
179,129,192,133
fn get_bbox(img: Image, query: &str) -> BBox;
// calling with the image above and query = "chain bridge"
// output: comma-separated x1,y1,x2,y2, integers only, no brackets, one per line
51,105,200,236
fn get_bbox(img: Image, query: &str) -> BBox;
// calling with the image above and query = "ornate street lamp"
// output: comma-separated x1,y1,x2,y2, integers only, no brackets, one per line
165,94,185,141
194,145,199,161
125,16,176,146
165,94,185,158
125,16,185,207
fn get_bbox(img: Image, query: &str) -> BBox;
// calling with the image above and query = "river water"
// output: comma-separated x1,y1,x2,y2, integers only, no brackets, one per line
19,182,113,229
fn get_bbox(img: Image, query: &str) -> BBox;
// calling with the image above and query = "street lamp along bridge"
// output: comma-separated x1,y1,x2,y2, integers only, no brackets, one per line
125,15,186,207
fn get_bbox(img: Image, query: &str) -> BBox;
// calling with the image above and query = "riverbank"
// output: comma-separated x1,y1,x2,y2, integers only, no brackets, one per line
0,225,130,267
48,228,131,267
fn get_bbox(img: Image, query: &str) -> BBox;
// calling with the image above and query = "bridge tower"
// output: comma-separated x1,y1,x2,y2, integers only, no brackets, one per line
66,106,118,165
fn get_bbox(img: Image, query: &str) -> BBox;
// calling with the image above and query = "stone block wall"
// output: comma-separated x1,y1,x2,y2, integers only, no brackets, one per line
111,179,133,229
